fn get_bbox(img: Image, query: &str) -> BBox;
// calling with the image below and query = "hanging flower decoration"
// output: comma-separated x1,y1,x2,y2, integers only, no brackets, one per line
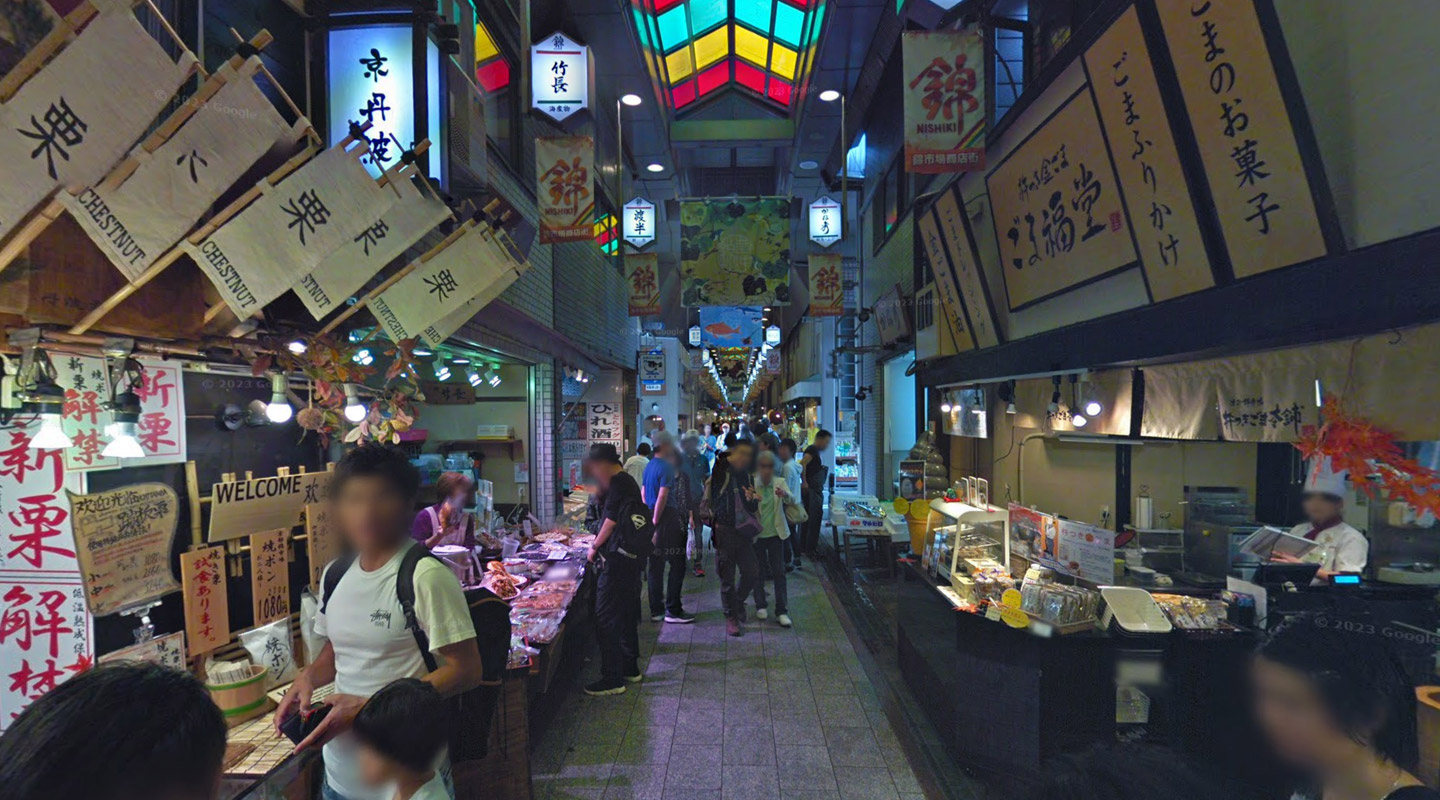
250,333,425,446
1295,403,1440,518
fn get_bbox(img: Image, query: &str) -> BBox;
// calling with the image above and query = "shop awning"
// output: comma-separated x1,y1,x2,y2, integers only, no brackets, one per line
782,379,821,402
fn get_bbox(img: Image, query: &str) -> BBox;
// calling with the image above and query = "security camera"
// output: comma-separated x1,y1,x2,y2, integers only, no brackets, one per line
854,385,871,401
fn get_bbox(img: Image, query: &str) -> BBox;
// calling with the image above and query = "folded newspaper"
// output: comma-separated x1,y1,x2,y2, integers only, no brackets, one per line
1238,525,1319,560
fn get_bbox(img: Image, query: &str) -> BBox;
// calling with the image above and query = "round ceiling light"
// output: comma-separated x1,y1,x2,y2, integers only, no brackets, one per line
646,163,665,173
621,93,643,106
798,160,819,170
818,89,841,102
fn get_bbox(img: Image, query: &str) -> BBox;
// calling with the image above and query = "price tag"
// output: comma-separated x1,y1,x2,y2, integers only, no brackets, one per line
984,604,1002,622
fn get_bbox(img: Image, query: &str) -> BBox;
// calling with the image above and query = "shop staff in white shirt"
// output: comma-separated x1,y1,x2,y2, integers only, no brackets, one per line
276,444,484,800
1271,458,1369,582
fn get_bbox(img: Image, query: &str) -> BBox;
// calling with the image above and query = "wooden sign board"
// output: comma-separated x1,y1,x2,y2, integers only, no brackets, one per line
67,482,182,616
100,631,186,670
419,381,476,405
988,85,1138,310
917,208,975,352
1084,7,1215,301
180,546,230,657
249,530,290,625
208,471,329,543
1155,0,1326,279
934,186,1002,348
305,503,341,593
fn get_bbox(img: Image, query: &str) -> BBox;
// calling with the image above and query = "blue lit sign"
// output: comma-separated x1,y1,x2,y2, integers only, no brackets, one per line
327,25,442,180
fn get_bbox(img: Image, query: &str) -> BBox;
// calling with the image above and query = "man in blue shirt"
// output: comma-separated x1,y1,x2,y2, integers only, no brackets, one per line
642,432,694,623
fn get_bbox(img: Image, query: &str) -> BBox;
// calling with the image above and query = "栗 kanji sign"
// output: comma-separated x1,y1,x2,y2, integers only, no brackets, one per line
532,31,589,122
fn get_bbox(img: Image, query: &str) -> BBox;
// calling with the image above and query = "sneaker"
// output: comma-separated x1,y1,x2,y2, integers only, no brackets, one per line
650,613,664,622
584,678,627,696
725,616,743,637
692,564,706,578
756,608,768,620
664,611,696,624
785,565,795,573
624,672,644,684
777,614,792,628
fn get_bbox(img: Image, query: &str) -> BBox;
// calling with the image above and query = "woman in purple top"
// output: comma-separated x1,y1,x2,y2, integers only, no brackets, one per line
411,471,476,549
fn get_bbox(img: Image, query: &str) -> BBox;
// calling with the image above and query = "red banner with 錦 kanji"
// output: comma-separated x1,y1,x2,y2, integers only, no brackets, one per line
903,30,986,174
808,254,844,317
625,252,660,316
536,136,594,243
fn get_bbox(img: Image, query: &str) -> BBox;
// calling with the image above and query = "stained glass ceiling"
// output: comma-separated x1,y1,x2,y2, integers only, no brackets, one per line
630,0,828,114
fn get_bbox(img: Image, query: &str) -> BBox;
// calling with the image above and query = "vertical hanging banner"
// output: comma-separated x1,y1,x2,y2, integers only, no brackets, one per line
808,196,842,247
180,546,230,657
536,136,594,243
679,197,792,306
0,8,197,241
369,222,516,342
1084,7,1213,302
987,87,1137,310
917,208,975,352
249,530,289,625
625,252,660,316
58,57,306,282
53,357,186,473
1154,0,1326,280
185,142,394,318
66,483,181,617
531,31,589,122
296,169,452,321
622,197,656,249
807,253,844,317
902,29,986,174
933,187,1001,348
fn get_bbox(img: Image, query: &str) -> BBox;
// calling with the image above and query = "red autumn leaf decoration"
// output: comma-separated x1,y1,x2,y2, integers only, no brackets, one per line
1295,403,1440,518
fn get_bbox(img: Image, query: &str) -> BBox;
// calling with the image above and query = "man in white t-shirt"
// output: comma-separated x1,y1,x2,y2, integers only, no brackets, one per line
275,444,484,800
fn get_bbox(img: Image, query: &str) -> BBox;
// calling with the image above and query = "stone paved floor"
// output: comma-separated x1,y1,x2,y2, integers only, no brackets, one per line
531,552,931,800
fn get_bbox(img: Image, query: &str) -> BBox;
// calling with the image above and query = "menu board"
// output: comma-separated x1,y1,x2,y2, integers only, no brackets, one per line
1009,503,1060,565
1053,519,1116,585
180,546,230,657
1084,7,1214,301
1155,0,1326,279
67,483,182,616
988,86,1139,310
249,530,290,626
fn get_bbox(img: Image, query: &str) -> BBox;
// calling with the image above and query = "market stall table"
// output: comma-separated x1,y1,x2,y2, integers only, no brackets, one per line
829,493,900,572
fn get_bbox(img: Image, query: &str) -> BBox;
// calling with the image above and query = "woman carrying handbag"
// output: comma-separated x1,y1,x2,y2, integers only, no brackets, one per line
701,440,761,637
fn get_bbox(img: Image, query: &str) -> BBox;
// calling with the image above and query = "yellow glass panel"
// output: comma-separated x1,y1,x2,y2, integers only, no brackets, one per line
475,22,500,62
693,26,729,70
769,42,797,79
666,46,695,82
733,24,769,68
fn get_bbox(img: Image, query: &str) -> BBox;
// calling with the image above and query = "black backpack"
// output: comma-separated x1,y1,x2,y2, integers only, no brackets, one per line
321,546,511,761
605,494,656,561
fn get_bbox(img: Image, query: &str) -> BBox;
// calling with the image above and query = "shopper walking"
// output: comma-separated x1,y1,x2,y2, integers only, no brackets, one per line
680,431,712,577
277,444,484,800
751,451,796,627
704,440,761,637
643,432,695,624
0,662,227,800
623,443,651,485
778,438,803,571
582,444,646,696
799,429,832,559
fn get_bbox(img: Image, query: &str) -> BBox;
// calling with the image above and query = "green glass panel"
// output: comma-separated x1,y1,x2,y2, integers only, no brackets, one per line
633,7,652,50
773,1,803,47
690,0,726,34
735,0,773,34
658,5,690,51
804,3,825,45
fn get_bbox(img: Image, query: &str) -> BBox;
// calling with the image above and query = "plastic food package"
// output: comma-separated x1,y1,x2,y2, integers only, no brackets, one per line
239,617,298,688
299,590,323,667
1150,593,1227,630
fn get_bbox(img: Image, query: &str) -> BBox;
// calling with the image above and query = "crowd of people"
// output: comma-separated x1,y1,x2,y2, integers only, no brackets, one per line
1,435,1437,800
578,414,833,695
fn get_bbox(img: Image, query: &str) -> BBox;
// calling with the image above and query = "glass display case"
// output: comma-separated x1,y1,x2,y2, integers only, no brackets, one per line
923,498,1008,595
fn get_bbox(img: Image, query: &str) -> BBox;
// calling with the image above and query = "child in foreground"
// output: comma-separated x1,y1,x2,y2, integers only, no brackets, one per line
351,678,453,800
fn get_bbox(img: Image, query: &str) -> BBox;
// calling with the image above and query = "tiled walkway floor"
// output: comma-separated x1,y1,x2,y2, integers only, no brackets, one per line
531,553,929,800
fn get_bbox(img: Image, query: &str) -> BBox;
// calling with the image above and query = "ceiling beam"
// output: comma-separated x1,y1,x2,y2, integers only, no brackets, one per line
670,118,795,145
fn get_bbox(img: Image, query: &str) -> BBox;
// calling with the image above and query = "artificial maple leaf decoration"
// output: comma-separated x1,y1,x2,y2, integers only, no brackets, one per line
1295,403,1440,518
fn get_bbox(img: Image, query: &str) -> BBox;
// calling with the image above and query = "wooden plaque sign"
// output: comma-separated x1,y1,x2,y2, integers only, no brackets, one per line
208,471,329,543
249,530,290,626
180,546,230,657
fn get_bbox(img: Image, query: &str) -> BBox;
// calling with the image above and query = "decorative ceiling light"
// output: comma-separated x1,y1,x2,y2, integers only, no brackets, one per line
343,383,368,423
413,347,434,357
646,163,665,173
434,363,452,382
100,350,146,457
818,89,841,102
467,367,483,387
621,93,643,106
352,348,374,366
486,368,502,388
17,346,71,450
798,160,818,169
451,356,472,365
264,372,293,424
1068,375,1087,428
1082,378,1103,418
939,392,953,414
1047,375,1062,415
286,339,307,355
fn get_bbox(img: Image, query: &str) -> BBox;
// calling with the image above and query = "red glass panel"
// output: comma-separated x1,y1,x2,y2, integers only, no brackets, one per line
654,0,686,11
672,81,697,107
766,77,793,105
734,60,766,93
696,59,729,96
476,59,511,93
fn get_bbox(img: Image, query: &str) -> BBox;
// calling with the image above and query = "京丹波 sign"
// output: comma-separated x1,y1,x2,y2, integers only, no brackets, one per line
623,197,656,249
809,196,842,247
327,25,442,179
532,31,588,122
